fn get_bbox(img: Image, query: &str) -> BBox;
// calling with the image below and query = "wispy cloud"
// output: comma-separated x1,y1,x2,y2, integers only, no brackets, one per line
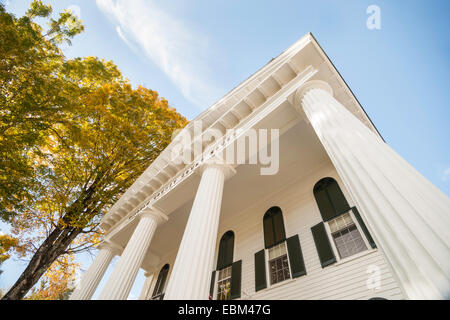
96,0,223,108
115,26,131,47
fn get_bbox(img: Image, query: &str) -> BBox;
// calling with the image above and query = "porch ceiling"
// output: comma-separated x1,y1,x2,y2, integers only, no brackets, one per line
110,118,331,269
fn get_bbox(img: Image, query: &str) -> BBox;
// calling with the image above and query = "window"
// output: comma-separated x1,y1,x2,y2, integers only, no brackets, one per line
313,177,350,221
216,266,232,300
151,264,169,300
217,231,234,270
262,207,291,285
263,206,286,248
312,178,374,265
328,213,367,259
216,231,235,300
268,242,290,285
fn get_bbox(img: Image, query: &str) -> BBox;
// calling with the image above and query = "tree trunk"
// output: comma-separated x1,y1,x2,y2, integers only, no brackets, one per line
1,225,81,300
2,172,102,300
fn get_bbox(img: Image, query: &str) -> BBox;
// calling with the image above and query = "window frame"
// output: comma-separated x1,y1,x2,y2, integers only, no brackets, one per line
324,210,373,263
264,240,292,288
214,230,236,300
216,265,232,300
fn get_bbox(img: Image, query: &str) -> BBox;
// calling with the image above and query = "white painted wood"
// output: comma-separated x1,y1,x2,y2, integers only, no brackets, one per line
295,80,450,299
70,243,119,300
138,272,154,300
98,209,168,300
164,162,235,300
212,163,405,300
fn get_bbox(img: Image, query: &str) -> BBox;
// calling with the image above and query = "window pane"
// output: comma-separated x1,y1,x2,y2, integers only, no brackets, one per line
331,218,367,259
268,243,291,285
217,266,232,300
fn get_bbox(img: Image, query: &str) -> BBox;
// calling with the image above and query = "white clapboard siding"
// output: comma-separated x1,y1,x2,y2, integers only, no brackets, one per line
146,161,404,300
214,161,404,300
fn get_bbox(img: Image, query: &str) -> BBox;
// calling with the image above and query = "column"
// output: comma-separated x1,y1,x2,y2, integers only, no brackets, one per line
138,272,154,300
164,161,235,300
294,80,450,299
98,208,168,300
70,242,120,300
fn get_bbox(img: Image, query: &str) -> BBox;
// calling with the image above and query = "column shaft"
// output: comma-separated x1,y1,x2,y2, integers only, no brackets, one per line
138,273,154,300
98,211,165,300
164,164,229,299
70,245,117,300
298,84,450,299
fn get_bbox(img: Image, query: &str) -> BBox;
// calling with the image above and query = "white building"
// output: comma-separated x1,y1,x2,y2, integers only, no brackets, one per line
70,33,450,301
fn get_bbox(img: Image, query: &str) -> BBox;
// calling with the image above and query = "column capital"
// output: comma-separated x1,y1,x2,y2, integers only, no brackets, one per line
98,241,122,255
198,156,236,180
293,80,334,116
144,271,154,277
139,206,169,226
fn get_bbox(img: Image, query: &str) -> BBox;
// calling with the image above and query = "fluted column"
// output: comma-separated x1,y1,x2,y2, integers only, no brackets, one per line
164,161,235,300
70,242,120,300
295,80,450,299
98,209,168,300
138,272,154,300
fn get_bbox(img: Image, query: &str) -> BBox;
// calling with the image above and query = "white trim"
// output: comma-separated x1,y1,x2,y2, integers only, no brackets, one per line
324,211,370,263
264,240,293,289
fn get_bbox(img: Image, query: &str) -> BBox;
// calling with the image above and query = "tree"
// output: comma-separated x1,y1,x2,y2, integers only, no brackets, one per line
0,233,22,276
0,1,83,220
1,2,188,300
25,254,78,300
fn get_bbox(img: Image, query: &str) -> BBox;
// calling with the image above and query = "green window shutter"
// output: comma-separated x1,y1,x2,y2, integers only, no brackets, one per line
272,210,286,245
263,217,274,248
217,231,234,270
311,222,336,268
230,260,242,299
209,270,216,299
314,188,335,221
352,207,377,249
254,249,267,292
314,178,350,221
286,234,306,278
263,206,286,248
327,180,350,216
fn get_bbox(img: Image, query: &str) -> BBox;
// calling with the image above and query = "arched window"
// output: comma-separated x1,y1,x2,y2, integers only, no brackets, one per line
263,206,286,248
215,231,235,300
311,177,370,263
263,207,290,285
313,177,350,221
151,264,169,300
217,231,234,270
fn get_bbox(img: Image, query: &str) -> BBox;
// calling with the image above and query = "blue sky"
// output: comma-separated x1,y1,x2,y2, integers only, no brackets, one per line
1,0,449,299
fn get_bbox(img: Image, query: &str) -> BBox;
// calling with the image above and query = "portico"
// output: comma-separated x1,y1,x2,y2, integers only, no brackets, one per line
70,33,450,300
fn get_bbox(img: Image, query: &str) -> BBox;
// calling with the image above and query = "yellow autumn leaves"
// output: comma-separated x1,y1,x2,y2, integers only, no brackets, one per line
1,1,188,299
